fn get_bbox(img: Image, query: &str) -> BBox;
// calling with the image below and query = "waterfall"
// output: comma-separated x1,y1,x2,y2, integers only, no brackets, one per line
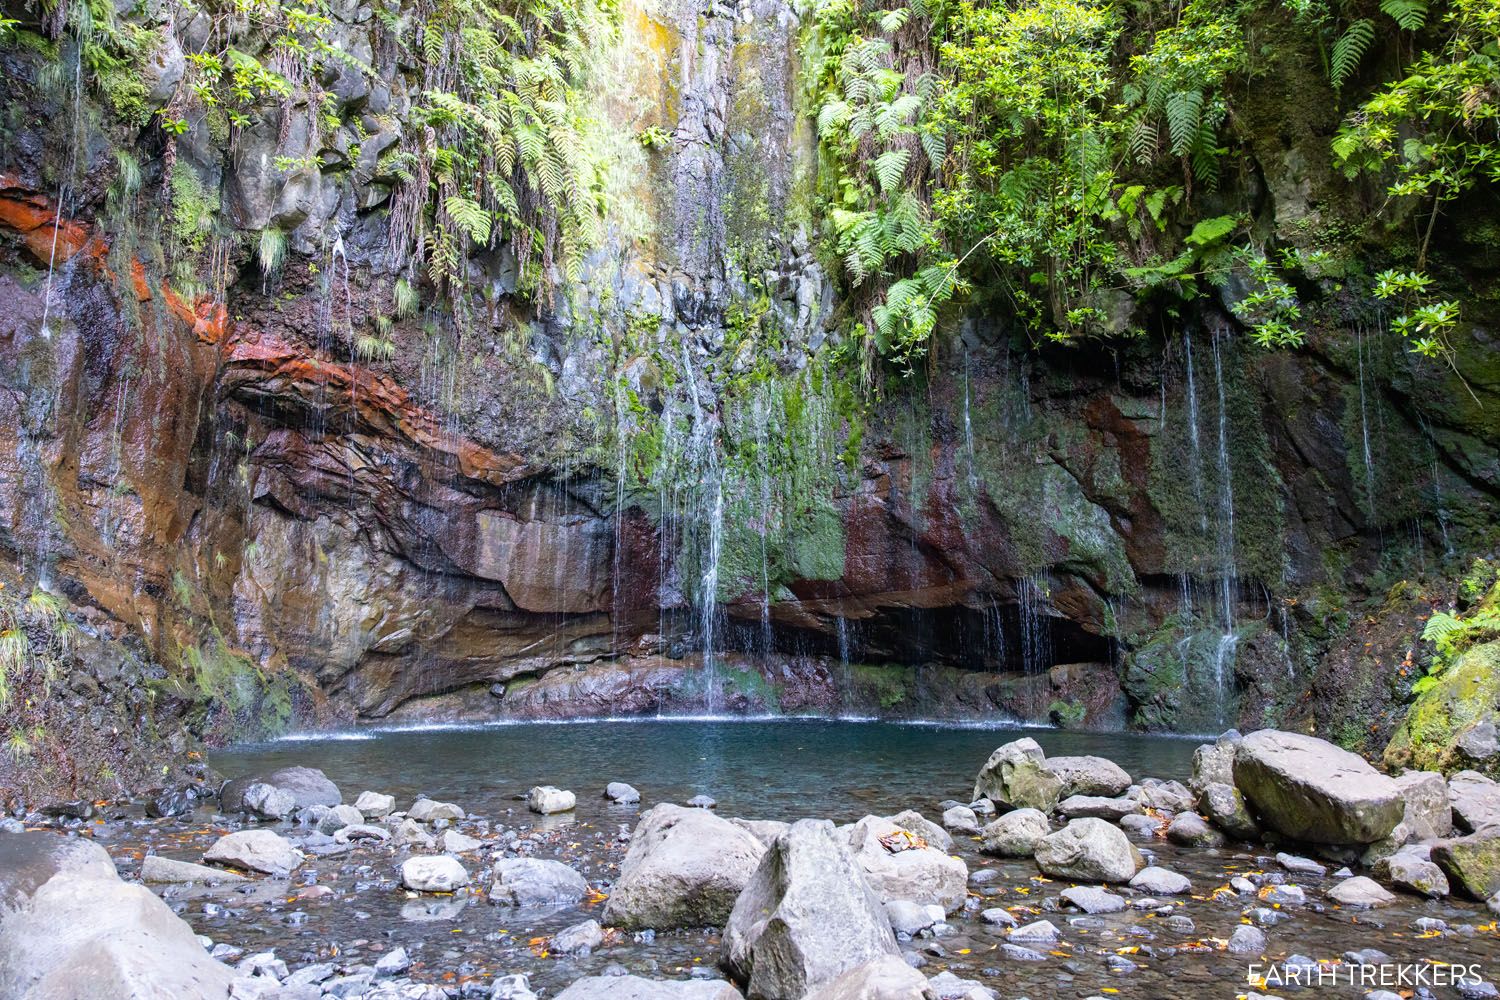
1018,574,1052,675
679,343,724,711
1206,326,1240,721
1355,327,1379,527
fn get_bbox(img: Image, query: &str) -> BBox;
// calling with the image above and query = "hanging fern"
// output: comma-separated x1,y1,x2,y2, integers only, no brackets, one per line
1331,19,1375,89
1165,89,1205,157
872,148,912,193
1379,0,1428,30
444,195,493,245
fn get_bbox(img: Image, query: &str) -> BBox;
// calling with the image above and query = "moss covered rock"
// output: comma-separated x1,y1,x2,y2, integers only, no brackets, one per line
1384,640,1500,778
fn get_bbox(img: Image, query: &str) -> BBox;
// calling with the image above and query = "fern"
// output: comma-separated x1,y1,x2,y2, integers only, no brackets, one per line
445,195,493,245
872,148,911,193
1165,89,1204,157
1422,610,1467,645
1380,0,1427,30
257,227,287,277
1331,19,1374,89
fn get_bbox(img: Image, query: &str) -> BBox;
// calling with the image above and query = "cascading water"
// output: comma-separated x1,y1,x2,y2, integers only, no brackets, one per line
1207,325,1239,701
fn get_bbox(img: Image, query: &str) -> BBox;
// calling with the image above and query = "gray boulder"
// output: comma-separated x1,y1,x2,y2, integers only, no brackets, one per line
552,919,605,954
243,782,296,821
1033,818,1143,883
1166,812,1225,848
203,830,303,876
980,808,1049,857
1059,885,1125,913
722,819,898,999
1449,771,1500,832
1433,827,1500,900
602,804,766,929
1378,849,1449,898
801,955,928,1000
408,798,465,823
1190,730,1242,792
528,786,577,814
1,832,238,999
731,819,792,848
222,767,341,812
1043,755,1132,797
846,816,967,912
1130,866,1191,894
354,791,395,818
1137,778,1195,812
489,858,588,907
606,782,642,804
1233,730,1403,844
1056,795,1140,821
1200,782,1260,840
1326,876,1397,908
141,856,247,885
317,804,364,835
555,976,743,999
971,738,1063,813
941,805,979,834
1394,771,1452,840
887,810,954,852
400,855,470,892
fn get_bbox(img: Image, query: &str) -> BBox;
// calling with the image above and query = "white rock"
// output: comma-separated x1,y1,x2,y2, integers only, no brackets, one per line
400,855,470,892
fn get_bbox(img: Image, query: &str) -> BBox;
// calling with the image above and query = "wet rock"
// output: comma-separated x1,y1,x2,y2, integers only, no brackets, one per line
375,947,411,975
972,739,1063,813
1035,818,1143,883
528,786,577,814
722,819,898,998
998,943,1046,961
490,973,539,1000
1433,827,1500,899
354,791,396,818
1378,849,1449,897
317,804,365,834
1276,853,1327,876
731,819,791,848
553,919,605,954
335,823,392,844
606,782,642,804
1,832,238,998
1449,771,1500,832
1200,782,1259,840
1058,794,1143,821
243,782,297,821
1327,876,1396,907
801,955,928,1000
400,855,470,892
141,855,248,885
1129,866,1190,895
1190,731,1242,792
1059,886,1125,913
980,808,1049,857
925,970,997,1000
1233,730,1404,844
888,810,954,852
1259,884,1306,906
603,804,766,929
223,767,341,812
1043,755,1132,797
204,830,304,876
941,806,979,834
408,798,465,823
439,830,483,853
1227,925,1267,955
686,795,718,809
1394,771,1452,840
1166,812,1225,848
846,815,968,912
555,975,743,999
885,899,942,937
392,818,436,849
145,786,199,819
1009,919,1060,943
980,907,1017,927
489,858,588,907
1137,778,1195,812
1118,813,1163,840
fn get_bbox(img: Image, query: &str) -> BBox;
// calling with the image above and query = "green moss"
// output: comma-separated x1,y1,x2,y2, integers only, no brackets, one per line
168,164,218,257
850,663,910,710
1384,639,1500,777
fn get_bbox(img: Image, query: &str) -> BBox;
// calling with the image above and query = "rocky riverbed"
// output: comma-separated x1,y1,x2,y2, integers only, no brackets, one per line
3,725,1500,1000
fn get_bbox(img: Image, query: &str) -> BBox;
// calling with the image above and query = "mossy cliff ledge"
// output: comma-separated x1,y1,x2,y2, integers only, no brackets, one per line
2,0,1500,801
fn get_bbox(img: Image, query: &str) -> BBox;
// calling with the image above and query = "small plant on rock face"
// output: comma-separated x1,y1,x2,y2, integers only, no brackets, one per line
257,227,288,277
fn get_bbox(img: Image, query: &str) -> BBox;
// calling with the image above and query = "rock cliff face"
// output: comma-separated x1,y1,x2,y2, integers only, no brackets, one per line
0,0,1497,798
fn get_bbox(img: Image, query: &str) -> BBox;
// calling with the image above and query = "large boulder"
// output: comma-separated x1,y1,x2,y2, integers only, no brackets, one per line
221,766,341,812
0,832,238,999
1033,818,1143,883
845,816,967,913
489,858,589,907
1449,771,1500,832
528,786,577,814
1393,771,1452,840
802,956,929,1000
202,829,303,876
972,739,1062,813
602,804,766,930
1200,782,1260,840
980,808,1049,857
1043,756,1132,797
887,810,953,852
722,820,898,999
555,975,744,999
1432,827,1500,900
1232,730,1404,844
1190,731,1242,792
